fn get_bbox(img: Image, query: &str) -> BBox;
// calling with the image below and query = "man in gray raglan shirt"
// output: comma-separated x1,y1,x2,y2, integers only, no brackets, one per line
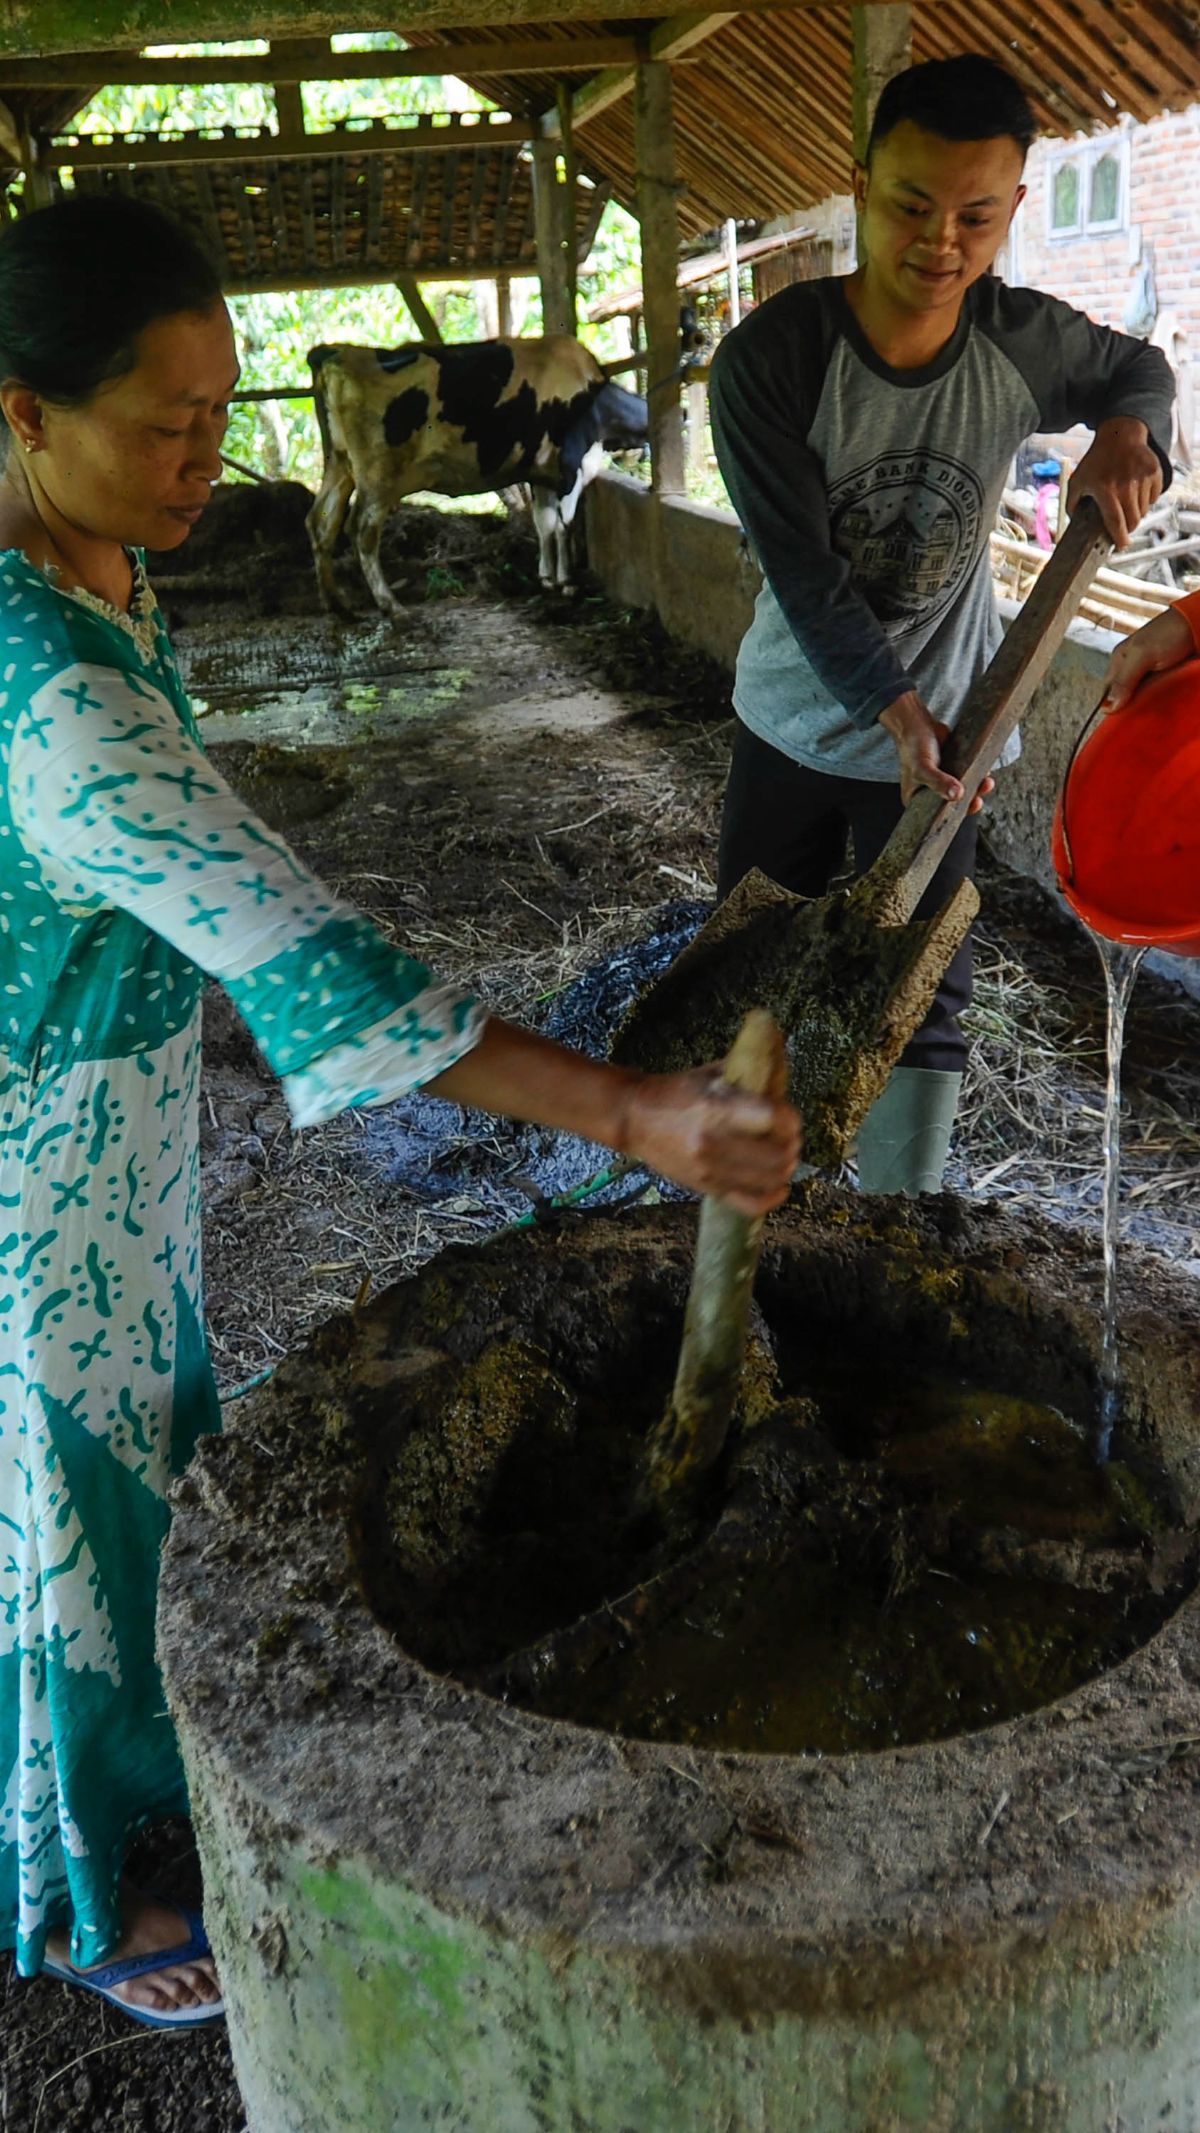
711,54,1173,1196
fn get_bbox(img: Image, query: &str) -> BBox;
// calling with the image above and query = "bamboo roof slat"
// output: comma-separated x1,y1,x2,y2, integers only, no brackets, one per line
297,160,318,274
491,144,519,265
329,151,346,268
1110,1,1200,95
439,146,460,259
466,145,490,262
191,161,227,268
517,169,538,259
407,149,430,268
364,151,385,268
266,162,289,267
401,1,1198,232
234,174,261,278
960,2,1115,127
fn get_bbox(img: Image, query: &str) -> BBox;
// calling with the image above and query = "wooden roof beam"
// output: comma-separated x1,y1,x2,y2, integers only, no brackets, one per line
272,82,306,136
223,259,539,297
541,12,739,140
0,38,646,89
0,0,887,65
44,114,537,171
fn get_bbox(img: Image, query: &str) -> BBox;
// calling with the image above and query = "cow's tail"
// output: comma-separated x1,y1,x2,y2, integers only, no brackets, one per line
307,344,338,469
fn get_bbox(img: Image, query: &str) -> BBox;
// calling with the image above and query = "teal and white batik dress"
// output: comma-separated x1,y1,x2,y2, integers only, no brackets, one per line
0,552,484,1976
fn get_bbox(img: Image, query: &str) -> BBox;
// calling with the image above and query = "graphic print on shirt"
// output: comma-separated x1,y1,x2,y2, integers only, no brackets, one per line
827,450,985,635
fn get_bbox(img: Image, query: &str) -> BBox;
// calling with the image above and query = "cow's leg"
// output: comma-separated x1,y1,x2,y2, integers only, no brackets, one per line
530,493,561,592
306,454,356,615
555,512,573,590
354,495,403,619
550,443,604,594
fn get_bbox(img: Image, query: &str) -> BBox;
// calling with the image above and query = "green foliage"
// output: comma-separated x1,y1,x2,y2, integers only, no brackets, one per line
424,564,467,599
75,33,495,137
576,199,642,364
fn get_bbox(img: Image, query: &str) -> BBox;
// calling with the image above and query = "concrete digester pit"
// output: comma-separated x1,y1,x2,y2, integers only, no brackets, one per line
161,1187,1200,2133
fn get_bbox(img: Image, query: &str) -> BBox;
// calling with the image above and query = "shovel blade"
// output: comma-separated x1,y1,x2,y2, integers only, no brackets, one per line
613,868,979,1169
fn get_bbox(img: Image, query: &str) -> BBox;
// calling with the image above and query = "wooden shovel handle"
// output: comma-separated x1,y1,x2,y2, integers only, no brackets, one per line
721,1006,789,1104
645,1010,786,1512
864,498,1111,925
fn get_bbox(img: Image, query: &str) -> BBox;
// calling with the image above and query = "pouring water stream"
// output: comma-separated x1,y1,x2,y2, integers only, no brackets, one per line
1094,938,1146,1466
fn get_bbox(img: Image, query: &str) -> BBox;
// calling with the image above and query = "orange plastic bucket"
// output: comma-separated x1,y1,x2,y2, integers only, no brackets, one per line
1051,660,1200,954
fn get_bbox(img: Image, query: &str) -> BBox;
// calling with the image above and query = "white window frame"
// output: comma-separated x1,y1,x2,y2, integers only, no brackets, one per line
1046,136,1129,241
1084,142,1127,234
1047,150,1084,237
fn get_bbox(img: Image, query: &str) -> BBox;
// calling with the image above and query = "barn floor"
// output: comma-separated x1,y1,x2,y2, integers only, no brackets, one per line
5,494,1200,2133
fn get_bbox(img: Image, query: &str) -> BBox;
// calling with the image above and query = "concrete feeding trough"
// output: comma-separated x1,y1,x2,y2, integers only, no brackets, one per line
161,1187,1200,2133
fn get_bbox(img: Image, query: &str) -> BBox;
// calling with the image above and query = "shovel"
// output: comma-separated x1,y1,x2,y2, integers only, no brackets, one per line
614,500,1111,1167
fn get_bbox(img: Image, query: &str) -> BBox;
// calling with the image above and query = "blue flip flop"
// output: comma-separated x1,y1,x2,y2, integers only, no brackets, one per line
42,1905,225,2028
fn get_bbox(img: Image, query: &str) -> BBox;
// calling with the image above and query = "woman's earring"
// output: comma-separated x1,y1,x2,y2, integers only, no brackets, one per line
22,438,35,454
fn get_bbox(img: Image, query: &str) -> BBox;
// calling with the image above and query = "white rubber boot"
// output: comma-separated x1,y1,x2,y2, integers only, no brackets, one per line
854,1067,962,1197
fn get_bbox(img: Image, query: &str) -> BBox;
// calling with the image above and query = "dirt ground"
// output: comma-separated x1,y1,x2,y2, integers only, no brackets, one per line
5,488,1200,2132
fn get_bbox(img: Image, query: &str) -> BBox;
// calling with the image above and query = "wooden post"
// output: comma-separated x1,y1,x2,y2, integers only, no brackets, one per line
476,278,499,338
396,275,442,343
687,375,708,478
723,216,740,328
19,129,53,208
634,59,686,498
496,272,513,337
555,83,579,330
532,137,573,336
851,4,912,164
0,96,23,168
271,78,305,140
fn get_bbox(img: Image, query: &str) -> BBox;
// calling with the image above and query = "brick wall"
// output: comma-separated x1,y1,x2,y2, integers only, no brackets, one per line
1013,105,1200,458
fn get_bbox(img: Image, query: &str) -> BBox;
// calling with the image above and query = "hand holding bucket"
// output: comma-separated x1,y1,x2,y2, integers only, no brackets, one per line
1052,657,1200,954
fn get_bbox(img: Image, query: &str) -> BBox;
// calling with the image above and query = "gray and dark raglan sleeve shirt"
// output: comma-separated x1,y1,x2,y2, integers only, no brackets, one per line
710,276,1175,781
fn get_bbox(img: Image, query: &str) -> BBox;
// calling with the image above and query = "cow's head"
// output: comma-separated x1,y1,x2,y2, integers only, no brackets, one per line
553,378,650,502
590,380,649,450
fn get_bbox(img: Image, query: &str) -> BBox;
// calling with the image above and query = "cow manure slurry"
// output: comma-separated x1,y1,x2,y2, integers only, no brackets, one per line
345,1196,1192,1759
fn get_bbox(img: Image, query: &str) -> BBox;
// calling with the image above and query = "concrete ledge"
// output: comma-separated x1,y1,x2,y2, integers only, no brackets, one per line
585,474,1199,998
585,470,759,673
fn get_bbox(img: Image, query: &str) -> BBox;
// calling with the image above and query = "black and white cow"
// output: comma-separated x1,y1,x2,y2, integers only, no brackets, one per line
306,335,648,618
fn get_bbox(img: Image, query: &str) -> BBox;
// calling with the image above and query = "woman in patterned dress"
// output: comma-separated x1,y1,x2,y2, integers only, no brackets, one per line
0,198,799,2027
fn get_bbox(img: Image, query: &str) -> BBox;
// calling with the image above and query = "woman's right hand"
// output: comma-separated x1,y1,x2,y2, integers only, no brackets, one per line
1100,607,1197,713
429,1020,800,1218
618,1067,801,1218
